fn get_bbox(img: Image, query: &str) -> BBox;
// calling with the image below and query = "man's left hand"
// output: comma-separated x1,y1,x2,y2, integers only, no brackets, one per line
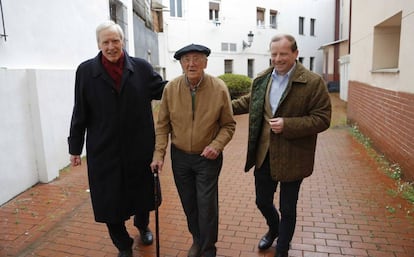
201,146,220,160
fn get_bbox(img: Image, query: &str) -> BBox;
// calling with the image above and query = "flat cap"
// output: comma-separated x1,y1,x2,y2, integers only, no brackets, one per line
174,44,211,60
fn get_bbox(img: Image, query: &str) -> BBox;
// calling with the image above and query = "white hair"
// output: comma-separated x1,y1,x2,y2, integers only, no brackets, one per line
95,20,124,44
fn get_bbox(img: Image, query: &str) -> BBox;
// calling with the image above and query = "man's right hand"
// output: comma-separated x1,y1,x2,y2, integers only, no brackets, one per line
150,160,164,173
70,155,82,167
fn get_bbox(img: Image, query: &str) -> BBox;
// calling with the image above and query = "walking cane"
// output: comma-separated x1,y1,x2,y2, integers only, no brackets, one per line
153,168,160,257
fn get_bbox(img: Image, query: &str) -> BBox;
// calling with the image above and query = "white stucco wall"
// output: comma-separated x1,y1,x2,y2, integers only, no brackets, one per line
0,69,75,205
159,0,335,80
349,0,414,94
0,70,38,204
0,0,113,205
0,0,110,69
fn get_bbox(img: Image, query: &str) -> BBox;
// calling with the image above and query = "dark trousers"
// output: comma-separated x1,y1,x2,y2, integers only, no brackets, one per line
106,211,150,251
171,145,223,257
254,155,302,252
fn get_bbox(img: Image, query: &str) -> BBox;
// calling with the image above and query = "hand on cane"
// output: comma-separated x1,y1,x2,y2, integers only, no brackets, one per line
150,160,164,173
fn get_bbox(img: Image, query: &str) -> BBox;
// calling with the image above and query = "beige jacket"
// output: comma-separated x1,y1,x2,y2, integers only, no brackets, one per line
153,73,236,161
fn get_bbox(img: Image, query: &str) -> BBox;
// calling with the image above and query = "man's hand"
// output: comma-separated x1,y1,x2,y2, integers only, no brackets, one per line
70,155,82,166
150,160,164,173
269,117,284,134
201,146,220,160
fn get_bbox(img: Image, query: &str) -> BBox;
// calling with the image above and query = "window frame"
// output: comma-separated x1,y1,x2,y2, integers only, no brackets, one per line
170,0,183,17
270,10,278,29
209,2,220,21
224,59,233,74
299,16,305,35
257,7,265,27
310,18,315,36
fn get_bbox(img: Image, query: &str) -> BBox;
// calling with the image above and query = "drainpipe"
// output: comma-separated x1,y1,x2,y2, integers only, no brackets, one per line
0,0,7,41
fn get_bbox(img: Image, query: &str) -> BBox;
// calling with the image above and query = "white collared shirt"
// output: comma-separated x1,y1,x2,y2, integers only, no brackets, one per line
269,64,296,114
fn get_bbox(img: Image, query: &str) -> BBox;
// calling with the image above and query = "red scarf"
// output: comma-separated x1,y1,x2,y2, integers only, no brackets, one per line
101,51,125,92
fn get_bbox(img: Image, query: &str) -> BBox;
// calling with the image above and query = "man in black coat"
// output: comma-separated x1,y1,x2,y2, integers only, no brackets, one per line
68,20,167,257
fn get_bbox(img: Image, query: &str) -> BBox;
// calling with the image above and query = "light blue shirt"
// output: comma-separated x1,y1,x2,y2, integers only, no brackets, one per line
269,64,296,114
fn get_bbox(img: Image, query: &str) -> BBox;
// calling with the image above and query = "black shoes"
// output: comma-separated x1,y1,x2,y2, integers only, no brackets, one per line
139,227,153,245
118,249,132,257
275,250,288,257
258,230,278,250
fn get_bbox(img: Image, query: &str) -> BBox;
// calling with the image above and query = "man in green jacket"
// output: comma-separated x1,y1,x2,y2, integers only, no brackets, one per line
232,34,331,257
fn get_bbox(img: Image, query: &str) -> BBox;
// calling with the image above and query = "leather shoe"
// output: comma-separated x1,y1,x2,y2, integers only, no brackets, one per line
139,227,153,245
258,231,278,250
188,242,200,257
118,249,132,257
275,250,288,257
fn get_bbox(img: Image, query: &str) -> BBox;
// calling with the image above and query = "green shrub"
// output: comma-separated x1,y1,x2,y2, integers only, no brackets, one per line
218,73,252,99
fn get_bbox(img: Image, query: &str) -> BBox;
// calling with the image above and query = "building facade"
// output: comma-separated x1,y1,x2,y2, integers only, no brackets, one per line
157,0,336,80
347,0,414,180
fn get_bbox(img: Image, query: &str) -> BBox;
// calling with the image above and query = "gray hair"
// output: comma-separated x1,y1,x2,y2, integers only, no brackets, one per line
270,34,298,52
96,20,124,43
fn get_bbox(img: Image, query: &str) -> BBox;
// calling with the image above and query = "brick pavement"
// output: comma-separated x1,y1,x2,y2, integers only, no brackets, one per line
1,94,414,257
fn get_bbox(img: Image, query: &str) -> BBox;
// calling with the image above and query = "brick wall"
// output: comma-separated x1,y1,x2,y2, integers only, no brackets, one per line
348,81,414,181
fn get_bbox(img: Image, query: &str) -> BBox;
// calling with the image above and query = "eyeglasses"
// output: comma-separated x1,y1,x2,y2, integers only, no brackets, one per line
181,56,206,64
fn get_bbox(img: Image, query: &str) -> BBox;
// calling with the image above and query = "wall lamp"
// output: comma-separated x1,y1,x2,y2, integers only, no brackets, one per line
242,31,254,49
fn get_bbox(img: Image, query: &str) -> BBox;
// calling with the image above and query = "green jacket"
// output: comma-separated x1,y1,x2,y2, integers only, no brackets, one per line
232,62,331,181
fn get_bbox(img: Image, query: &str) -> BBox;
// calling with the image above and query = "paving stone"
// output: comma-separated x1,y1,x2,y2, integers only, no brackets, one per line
1,94,413,257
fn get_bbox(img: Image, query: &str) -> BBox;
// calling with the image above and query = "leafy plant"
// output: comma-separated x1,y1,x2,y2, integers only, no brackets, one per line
350,124,414,215
218,74,252,99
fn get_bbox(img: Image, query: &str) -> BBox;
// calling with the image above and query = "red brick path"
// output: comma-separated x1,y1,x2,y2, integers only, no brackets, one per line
1,94,413,257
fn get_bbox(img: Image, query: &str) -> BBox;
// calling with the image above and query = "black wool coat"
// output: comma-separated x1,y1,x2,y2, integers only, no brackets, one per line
68,51,166,223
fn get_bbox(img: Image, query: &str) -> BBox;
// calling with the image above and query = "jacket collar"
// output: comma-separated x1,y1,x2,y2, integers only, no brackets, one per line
290,61,307,84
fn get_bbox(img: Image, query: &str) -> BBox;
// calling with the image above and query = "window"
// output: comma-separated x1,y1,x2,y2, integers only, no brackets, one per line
133,0,153,29
224,59,233,73
221,43,237,52
151,2,164,32
209,2,220,21
309,57,314,71
170,0,182,17
310,18,315,36
110,0,128,46
270,10,278,29
372,12,401,71
257,7,265,27
299,16,304,35
298,57,304,64
248,59,254,78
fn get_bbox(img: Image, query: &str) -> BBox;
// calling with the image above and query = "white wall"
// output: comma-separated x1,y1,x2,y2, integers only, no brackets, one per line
29,70,76,182
0,0,110,205
159,0,335,80
349,0,414,94
0,0,108,69
0,70,38,204
0,69,75,205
